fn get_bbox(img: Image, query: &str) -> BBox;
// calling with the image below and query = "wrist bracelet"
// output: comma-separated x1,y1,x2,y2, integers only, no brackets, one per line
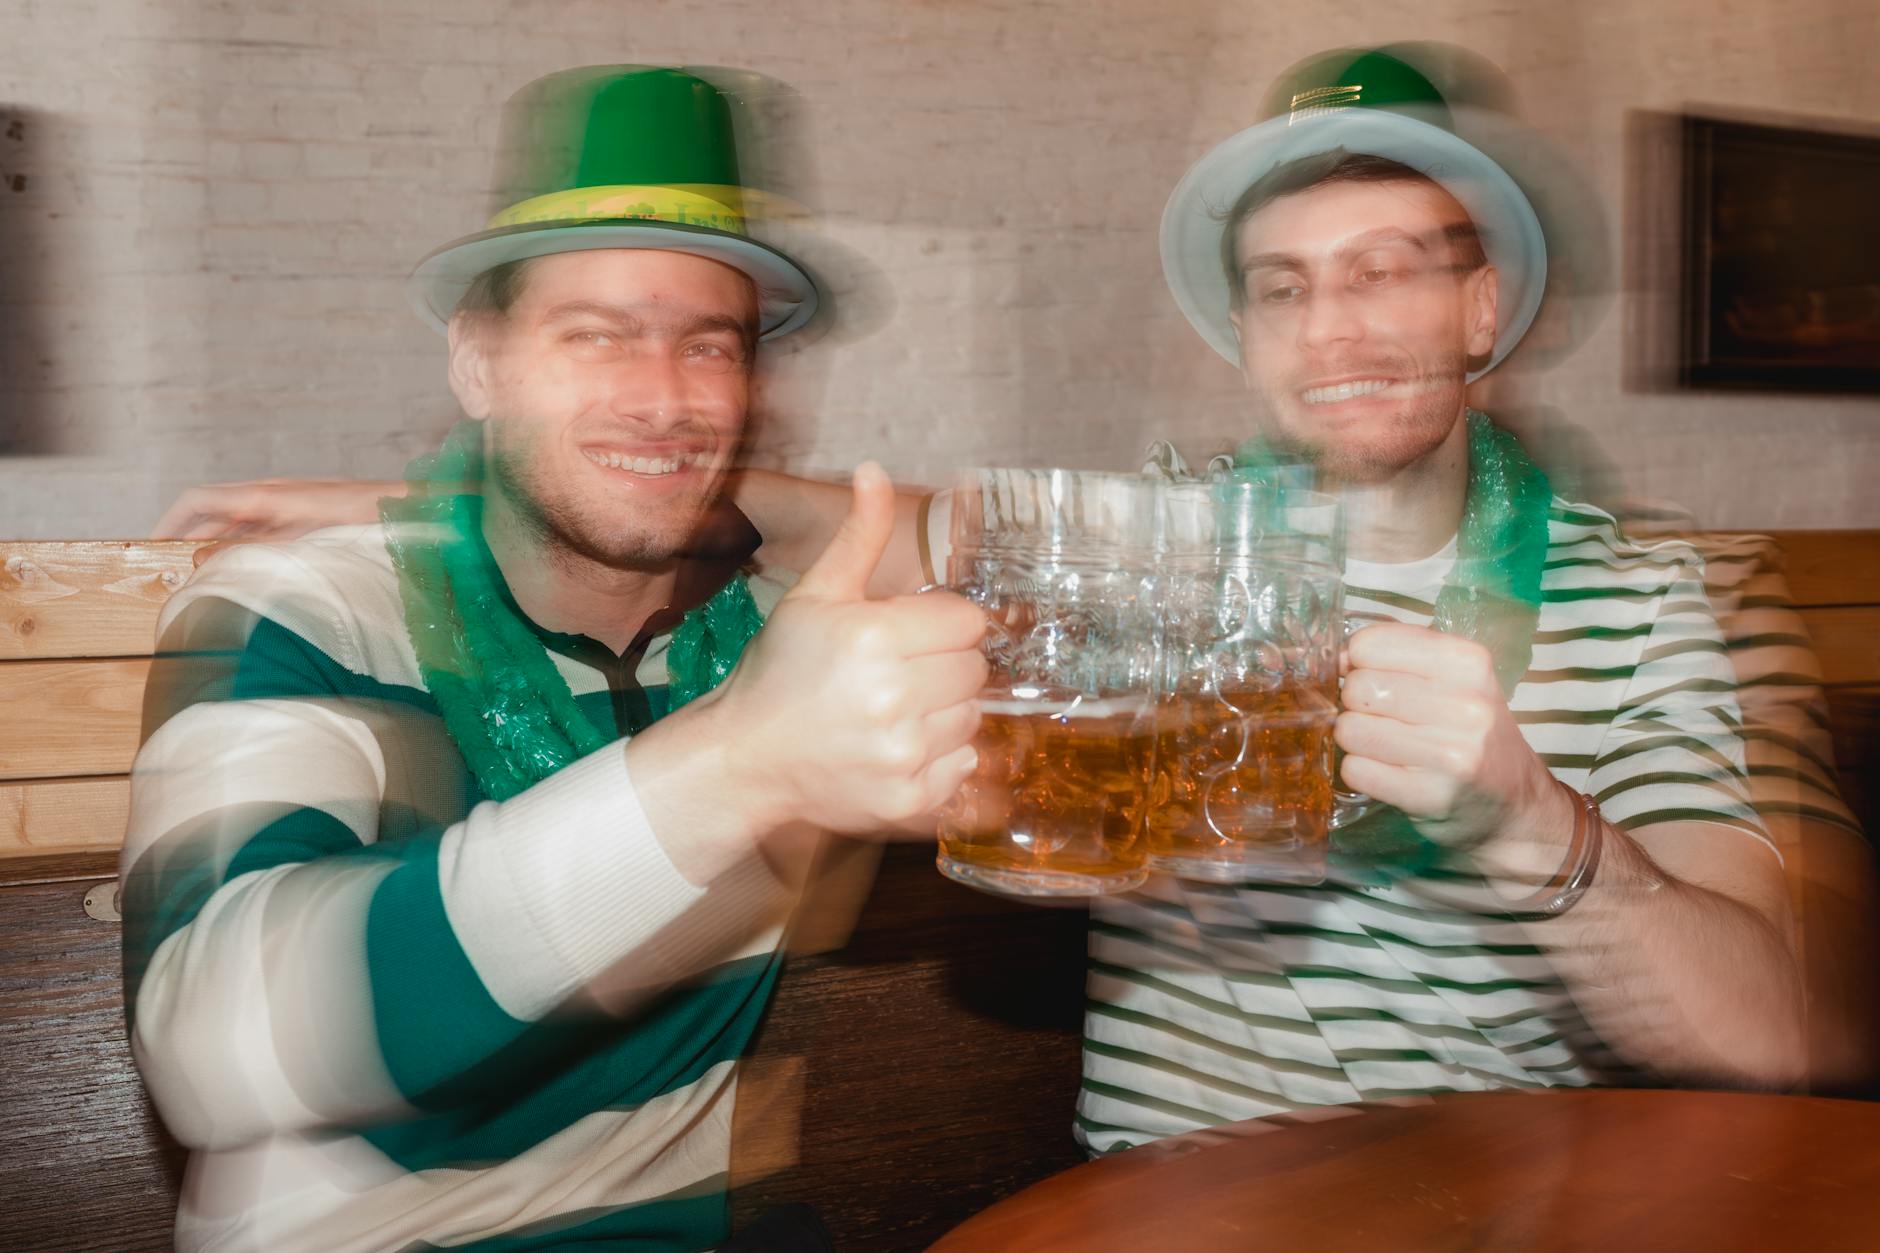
1508,781,1604,918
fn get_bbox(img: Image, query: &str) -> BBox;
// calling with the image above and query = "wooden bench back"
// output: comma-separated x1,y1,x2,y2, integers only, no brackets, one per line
1756,532,1880,823
1,542,199,865
1,530,1876,1249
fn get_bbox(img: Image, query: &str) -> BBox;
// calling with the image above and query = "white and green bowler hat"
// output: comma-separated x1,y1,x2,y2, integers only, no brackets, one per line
1161,48,1547,381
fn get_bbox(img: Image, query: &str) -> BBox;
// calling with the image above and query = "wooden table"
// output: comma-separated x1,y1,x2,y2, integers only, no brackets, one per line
930,1089,1880,1251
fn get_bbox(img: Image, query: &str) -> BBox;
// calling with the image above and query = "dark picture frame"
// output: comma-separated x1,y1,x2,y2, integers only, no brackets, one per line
1681,113,1880,393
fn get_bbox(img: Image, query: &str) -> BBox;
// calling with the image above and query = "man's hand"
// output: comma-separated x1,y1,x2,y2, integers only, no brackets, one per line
1334,622,1566,849
153,478,404,554
692,461,988,837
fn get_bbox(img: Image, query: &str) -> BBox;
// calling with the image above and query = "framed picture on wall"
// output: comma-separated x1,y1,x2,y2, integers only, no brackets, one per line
1681,113,1880,392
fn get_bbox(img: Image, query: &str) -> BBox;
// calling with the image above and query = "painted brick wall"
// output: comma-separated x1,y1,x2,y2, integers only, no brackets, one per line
0,0,1874,536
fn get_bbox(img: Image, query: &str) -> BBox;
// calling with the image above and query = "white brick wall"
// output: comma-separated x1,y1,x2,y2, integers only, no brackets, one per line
0,0,1875,536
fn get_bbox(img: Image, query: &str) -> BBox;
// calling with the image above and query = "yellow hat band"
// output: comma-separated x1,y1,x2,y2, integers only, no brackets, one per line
486,184,748,234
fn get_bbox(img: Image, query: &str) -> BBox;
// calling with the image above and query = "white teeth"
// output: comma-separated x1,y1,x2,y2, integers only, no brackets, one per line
1302,379,1393,405
582,450,692,476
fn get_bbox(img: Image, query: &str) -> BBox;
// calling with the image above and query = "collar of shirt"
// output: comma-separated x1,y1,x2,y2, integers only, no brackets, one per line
457,495,762,733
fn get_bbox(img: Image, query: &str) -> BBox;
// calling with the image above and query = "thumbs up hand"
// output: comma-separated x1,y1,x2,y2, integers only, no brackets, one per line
702,462,989,836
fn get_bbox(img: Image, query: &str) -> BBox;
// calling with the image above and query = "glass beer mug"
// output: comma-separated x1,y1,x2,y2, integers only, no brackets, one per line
1145,482,1345,883
936,469,1160,897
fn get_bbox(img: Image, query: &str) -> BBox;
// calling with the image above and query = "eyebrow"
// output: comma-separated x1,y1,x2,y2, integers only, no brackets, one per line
537,300,756,350
1239,227,1434,277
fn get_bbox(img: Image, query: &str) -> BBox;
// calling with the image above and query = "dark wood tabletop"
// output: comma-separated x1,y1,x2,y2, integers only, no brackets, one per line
929,1088,1880,1252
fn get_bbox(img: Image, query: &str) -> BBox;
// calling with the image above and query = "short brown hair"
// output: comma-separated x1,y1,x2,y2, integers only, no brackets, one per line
454,258,536,321
1220,149,1488,308
449,256,761,356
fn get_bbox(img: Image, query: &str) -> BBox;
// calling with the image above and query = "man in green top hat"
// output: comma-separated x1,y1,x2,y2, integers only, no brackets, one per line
122,66,985,1252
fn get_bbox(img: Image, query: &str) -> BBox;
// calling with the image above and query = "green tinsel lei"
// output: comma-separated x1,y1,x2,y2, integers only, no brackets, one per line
381,422,764,801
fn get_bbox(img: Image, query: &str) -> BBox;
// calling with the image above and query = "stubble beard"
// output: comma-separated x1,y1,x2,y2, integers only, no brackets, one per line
486,435,712,573
1261,350,1470,486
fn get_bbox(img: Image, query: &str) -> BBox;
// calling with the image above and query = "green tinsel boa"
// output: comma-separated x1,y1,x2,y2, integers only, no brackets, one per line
381,422,764,801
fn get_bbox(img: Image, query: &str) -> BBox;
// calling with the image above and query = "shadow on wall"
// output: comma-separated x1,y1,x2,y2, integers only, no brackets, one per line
683,68,895,470
0,106,56,455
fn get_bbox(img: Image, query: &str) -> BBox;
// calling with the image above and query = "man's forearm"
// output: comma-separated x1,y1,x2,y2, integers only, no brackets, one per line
1470,797,1805,1089
730,467,930,595
127,709,792,1150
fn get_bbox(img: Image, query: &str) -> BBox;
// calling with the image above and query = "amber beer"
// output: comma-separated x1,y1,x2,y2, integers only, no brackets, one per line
940,467,1163,897
1146,679,1337,882
938,694,1154,896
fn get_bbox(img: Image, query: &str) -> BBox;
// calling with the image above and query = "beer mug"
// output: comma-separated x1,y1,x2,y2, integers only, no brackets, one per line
937,468,1160,897
1145,482,1344,883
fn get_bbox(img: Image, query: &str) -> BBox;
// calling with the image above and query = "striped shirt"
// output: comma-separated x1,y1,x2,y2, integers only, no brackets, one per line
1649,527,1864,1035
120,523,793,1252
1075,499,1775,1153
1664,529,1863,861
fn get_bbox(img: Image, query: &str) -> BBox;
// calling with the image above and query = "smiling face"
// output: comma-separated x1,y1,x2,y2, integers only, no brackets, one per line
448,248,759,569
1227,176,1498,484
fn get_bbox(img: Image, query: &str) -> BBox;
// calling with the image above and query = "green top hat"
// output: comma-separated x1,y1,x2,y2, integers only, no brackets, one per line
1160,49,1546,380
409,66,819,339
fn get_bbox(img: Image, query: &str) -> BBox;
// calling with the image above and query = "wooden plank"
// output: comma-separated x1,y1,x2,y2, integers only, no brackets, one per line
1766,531,1880,608
1799,607,1880,689
0,540,198,660
0,658,150,781
0,878,186,1250
0,849,123,888
1825,686,1880,840
0,775,131,859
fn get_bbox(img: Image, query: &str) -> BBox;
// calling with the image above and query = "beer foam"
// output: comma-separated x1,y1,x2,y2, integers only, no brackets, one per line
978,694,1150,719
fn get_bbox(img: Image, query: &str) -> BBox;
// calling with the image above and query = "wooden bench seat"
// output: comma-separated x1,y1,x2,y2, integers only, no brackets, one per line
1,531,1876,1250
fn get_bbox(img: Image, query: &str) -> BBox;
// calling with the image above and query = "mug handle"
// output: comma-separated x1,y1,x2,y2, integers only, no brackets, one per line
1331,616,1376,830
932,578,1020,667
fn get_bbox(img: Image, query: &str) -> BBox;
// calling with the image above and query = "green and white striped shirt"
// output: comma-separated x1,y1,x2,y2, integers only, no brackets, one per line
121,523,792,1252
1076,499,1772,1153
